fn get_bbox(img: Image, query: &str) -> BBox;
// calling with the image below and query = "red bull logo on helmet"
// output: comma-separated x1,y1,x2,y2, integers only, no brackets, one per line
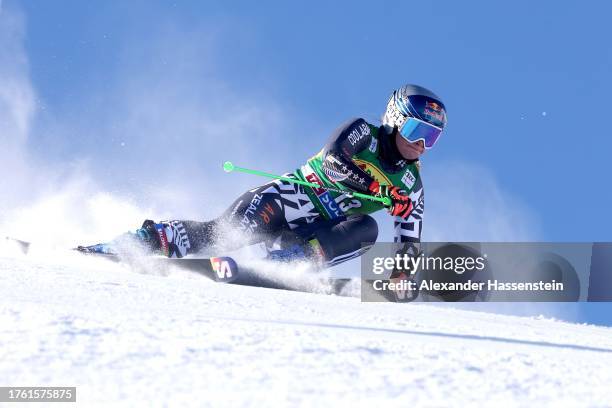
425,101,441,111
424,101,445,124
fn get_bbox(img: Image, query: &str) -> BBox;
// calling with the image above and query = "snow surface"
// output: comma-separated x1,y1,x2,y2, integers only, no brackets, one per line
1,246,612,407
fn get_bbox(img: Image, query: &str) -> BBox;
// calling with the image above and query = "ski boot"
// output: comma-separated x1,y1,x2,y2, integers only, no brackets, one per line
77,220,191,258
265,231,325,267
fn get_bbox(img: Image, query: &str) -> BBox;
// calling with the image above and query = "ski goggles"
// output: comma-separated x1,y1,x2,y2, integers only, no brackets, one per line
399,117,443,149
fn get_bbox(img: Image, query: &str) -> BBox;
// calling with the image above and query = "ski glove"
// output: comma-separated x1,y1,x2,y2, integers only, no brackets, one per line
368,181,414,219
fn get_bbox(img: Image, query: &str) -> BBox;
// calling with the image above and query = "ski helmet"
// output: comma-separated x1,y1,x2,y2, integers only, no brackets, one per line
382,84,447,149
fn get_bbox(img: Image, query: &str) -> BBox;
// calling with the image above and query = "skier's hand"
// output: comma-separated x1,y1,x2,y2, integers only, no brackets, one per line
368,181,414,219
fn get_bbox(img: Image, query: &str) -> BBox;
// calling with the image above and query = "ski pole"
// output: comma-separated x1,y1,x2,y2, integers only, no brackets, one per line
222,161,392,207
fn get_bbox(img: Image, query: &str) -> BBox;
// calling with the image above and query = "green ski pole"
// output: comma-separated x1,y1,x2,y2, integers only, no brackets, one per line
222,161,392,207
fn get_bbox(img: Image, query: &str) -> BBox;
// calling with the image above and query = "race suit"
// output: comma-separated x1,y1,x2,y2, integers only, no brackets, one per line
161,118,424,265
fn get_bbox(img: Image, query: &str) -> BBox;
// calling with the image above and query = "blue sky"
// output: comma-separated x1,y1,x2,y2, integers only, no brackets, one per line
1,0,611,325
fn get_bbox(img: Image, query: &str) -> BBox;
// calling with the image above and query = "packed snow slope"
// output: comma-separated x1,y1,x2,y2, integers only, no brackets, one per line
1,248,612,407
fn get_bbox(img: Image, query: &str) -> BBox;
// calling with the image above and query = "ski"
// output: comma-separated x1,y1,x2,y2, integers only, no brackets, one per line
78,249,352,295
6,237,353,296
5,236,31,254
75,246,239,283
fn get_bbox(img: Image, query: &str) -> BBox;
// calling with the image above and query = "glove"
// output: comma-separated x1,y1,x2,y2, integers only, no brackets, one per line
368,181,414,219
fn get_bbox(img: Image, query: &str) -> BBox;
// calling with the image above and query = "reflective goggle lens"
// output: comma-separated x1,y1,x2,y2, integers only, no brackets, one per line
399,117,442,149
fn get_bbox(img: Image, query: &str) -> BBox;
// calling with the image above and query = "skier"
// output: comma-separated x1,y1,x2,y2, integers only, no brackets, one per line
82,84,447,270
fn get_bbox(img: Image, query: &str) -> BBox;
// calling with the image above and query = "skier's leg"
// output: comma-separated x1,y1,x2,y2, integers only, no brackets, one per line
182,186,292,252
311,214,378,267
268,214,378,268
136,175,321,257
134,195,284,258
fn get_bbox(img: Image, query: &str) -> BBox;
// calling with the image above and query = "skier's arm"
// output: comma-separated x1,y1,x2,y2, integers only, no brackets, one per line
321,118,377,193
390,181,424,285
393,180,424,247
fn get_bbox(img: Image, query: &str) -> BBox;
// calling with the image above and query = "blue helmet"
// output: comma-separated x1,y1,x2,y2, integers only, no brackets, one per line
382,84,447,149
